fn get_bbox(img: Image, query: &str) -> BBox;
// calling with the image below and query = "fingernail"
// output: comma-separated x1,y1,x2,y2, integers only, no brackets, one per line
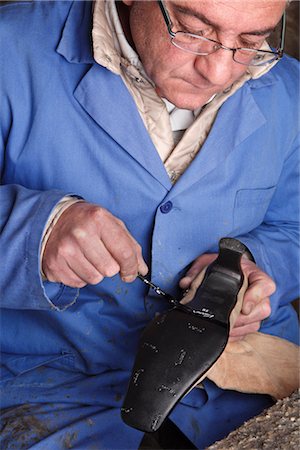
179,280,189,290
122,275,135,283
180,276,191,285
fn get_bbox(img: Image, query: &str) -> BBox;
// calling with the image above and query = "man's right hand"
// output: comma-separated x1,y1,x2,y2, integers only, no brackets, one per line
42,202,148,288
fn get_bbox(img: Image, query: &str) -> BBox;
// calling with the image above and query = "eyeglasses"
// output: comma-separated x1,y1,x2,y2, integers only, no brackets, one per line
158,0,286,66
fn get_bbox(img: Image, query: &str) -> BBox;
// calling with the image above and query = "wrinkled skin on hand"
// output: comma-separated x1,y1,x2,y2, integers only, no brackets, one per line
179,253,276,341
42,202,148,288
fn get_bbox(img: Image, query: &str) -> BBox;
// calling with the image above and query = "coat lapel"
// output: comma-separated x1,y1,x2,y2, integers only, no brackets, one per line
56,1,171,190
170,83,268,198
73,65,172,189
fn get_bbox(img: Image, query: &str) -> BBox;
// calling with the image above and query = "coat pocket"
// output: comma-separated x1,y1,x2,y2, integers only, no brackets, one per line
0,351,74,382
233,187,276,232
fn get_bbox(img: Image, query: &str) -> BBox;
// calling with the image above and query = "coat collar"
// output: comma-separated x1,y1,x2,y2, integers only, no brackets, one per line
56,1,95,65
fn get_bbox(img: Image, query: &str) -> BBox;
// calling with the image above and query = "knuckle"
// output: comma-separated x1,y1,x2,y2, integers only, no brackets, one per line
58,242,76,259
72,227,87,241
91,206,105,222
102,264,120,278
91,206,116,225
92,207,126,231
120,247,135,262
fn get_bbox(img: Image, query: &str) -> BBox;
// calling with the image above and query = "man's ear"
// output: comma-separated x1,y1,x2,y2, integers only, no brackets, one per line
122,0,133,5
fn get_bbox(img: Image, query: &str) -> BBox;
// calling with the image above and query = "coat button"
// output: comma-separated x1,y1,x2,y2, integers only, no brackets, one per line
160,201,173,214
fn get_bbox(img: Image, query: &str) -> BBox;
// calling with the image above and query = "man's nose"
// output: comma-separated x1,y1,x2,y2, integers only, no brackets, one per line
194,48,235,87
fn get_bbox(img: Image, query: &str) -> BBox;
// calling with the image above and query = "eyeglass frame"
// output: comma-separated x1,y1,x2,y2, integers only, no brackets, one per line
157,0,286,65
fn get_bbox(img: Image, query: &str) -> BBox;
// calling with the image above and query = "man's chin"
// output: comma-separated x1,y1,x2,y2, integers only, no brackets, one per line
164,94,210,111
158,86,216,110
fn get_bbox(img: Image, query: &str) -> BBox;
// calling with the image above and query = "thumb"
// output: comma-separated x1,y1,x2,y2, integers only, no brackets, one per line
179,253,217,290
240,258,276,315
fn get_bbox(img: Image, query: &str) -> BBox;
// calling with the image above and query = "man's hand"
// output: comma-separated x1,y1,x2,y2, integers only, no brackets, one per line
42,202,148,288
179,253,275,340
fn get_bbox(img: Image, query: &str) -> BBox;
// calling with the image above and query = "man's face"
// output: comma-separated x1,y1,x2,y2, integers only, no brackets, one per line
123,0,286,110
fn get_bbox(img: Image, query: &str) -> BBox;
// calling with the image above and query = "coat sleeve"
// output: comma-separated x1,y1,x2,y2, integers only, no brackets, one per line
0,96,79,311
236,132,300,320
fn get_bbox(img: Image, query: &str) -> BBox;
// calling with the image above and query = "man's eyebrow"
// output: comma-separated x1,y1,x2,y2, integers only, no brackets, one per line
172,4,276,36
242,28,276,37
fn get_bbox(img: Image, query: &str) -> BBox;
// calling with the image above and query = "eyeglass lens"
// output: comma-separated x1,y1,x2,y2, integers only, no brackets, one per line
172,33,279,66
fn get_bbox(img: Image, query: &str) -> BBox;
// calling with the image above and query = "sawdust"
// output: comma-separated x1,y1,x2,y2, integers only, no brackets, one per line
207,390,300,450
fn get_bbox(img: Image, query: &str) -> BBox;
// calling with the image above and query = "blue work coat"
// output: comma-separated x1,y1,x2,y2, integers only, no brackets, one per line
0,1,299,449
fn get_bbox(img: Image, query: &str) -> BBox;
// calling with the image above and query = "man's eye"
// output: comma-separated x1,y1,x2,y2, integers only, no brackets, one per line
175,17,209,36
240,42,255,49
240,38,265,49
182,27,205,37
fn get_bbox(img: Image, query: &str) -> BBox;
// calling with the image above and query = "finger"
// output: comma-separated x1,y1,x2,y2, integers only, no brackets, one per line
115,239,148,281
46,233,104,286
81,239,120,278
70,211,147,281
46,229,107,286
65,254,105,286
234,298,271,328
117,233,148,278
115,234,148,283
44,258,88,288
132,238,148,277
105,236,140,282
179,253,217,289
67,224,121,279
229,321,261,338
98,217,147,282
228,335,243,342
240,260,276,313
242,280,275,315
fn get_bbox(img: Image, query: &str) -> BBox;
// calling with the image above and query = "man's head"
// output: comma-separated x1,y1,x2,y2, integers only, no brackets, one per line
120,0,287,110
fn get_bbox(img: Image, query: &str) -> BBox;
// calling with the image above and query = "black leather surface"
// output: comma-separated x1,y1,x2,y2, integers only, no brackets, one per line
122,238,249,433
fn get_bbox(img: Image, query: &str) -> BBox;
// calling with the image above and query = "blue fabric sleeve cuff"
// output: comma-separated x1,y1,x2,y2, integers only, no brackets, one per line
42,280,80,311
25,190,82,310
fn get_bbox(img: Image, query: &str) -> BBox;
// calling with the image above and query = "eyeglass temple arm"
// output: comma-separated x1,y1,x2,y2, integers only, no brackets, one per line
278,11,286,56
158,0,174,35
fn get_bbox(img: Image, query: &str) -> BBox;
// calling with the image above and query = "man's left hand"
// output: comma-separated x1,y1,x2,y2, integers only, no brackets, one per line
179,253,276,341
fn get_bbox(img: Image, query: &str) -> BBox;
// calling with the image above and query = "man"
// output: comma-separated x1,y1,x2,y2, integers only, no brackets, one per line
0,0,298,449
